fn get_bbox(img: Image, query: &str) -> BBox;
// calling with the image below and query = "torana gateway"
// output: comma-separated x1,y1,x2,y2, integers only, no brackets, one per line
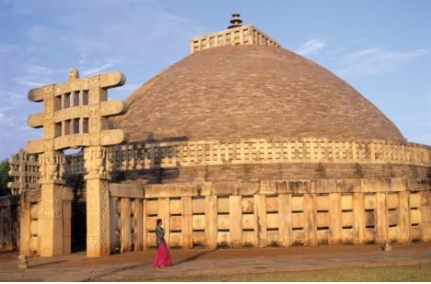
2,15,431,258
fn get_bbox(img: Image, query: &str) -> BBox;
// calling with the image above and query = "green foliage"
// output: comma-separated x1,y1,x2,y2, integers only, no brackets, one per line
0,159,12,196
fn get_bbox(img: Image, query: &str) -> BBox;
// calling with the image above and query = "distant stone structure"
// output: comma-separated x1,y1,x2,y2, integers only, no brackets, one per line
190,13,280,53
5,14,431,258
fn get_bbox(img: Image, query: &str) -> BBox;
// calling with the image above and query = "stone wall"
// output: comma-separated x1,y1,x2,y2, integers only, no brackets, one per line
0,195,20,251
17,187,74,257
109,177,431,251
8,138,431,255
18,189,41,256
62,139,431,178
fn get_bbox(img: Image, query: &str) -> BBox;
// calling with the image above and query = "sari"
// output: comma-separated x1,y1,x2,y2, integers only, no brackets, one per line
152,225,173,268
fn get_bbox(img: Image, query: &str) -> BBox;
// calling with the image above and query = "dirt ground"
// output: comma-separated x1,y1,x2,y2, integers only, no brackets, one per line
1,242,431,281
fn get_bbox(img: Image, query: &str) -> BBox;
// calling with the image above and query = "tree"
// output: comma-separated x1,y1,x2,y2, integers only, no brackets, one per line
0,159,12,196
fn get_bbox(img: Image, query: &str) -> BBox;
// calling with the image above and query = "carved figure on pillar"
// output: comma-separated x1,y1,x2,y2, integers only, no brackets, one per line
41,152,55,181
97,148,107,176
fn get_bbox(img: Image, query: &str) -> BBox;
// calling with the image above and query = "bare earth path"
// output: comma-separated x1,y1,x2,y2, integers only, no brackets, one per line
1,243,431,281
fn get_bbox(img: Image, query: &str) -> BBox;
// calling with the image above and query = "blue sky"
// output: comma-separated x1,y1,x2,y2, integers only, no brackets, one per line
0,0,430,160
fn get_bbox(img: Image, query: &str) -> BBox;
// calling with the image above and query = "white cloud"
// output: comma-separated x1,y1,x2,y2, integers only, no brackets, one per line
0,109,17,127
296,38,327,56
26,64,54,76
339,48,428,76
14,76,51,87
82,63,114,77
0,91,26,107
10,64,57,88
0,43,19,53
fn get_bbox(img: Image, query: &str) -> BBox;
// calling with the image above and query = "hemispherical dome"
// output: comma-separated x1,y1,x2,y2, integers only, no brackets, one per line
111,45,405,143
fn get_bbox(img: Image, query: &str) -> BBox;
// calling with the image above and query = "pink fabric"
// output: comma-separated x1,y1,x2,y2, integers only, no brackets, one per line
152,241,173,268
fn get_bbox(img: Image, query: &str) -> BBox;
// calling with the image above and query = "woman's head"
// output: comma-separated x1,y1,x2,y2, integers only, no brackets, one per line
157,218,162,225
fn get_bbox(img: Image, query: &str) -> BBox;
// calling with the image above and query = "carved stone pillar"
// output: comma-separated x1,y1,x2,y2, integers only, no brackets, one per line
19,198,31,256
39,151,68,257
85,146,111,257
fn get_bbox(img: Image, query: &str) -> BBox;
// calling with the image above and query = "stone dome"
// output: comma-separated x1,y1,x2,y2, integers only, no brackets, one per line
111,45,405,143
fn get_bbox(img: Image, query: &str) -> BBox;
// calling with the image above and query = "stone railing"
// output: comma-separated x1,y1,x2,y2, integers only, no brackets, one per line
8,150,40,194
64,151,84,176
190,24,281,54
109,184,144,253
11,138,431,180
106,138,431,173
108,178,431,250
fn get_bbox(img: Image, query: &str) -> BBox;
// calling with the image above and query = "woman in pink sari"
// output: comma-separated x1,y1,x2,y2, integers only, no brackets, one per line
152,218,173,268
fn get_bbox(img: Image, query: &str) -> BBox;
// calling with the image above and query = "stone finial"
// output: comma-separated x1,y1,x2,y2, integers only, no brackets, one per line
18,255,28,269
68,68,80,80
228,13,243,29
383,241,392,252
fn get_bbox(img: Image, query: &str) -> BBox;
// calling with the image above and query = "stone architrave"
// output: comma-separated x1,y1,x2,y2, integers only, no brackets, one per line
27,69,127,257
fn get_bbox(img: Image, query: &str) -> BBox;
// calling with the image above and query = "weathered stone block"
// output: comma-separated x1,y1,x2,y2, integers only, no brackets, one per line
410,193,421,208
169,199,182,215
110,184,143,199
341,212,354,227
242,214,255,230
217,197,230,213
217,214,230,230
289,181,312,195
242,230,256,246
192,231,206,246
364,194,376,210
411,210,421,224
316,212,329,228
317,229,329,244
238,181,260,196
341,228,353,243
267,213,279,229
265,196,278,213
145,216,158,231
169,216,182,231
192,215,205,231
291,196,304,212
146,200,158,215
390,178,407,192
169,232,182,247
341,195,353,211
361,178,390,193
292,230,304,245
315,195,330,211
267,230,279,245
217,231,230,245
241,197,254,213
387,193,399,209
192,198,206,214
212,181,240,196
292,213,304,229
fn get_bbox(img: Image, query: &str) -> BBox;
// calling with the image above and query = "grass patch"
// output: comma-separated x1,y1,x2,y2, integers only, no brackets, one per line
116,262,431,282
